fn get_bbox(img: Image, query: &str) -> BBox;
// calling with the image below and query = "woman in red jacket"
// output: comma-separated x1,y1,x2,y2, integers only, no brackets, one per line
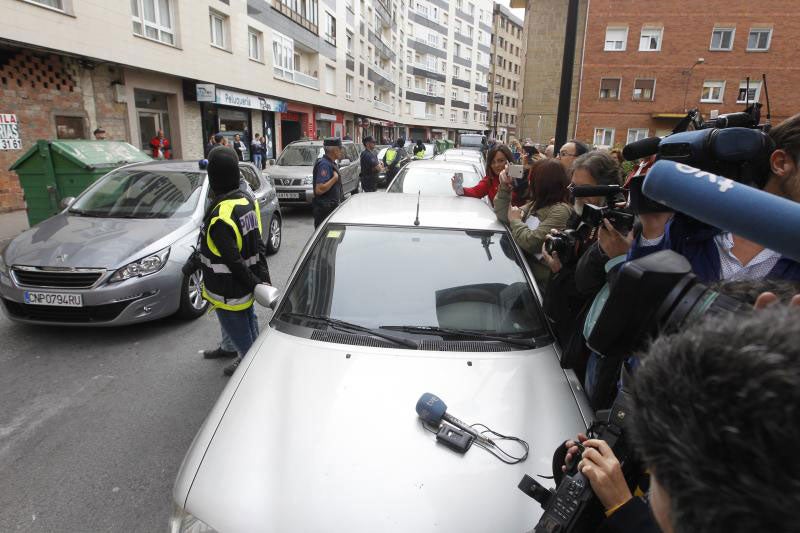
451,144,525,207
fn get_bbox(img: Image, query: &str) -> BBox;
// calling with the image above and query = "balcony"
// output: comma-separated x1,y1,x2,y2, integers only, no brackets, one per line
271,0,318,35
414,62,438,74
294,71,319,90
369,30,396,61
374,99,393,113
371,62,394,83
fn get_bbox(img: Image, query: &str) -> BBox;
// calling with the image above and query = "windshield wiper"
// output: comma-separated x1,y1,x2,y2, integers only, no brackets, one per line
281,312,418,349
67,209,103,217
379,325,538,349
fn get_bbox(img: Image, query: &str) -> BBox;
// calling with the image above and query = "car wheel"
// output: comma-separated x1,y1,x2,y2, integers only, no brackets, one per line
177,268,208,319
266,214,282,255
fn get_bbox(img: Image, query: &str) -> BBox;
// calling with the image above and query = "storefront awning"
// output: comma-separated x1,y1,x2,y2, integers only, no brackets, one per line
200,84,287,113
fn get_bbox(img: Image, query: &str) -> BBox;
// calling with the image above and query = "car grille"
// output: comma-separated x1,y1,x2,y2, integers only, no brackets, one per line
274,178,303,186
11,267,104,289
2,298,129,323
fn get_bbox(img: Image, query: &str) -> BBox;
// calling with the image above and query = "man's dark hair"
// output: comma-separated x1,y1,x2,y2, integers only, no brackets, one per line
571,139,590,157
710,278,800,305
630,307,800,533
572,150,623,186
213,133,223,144
768,112,800,161
530,159,569,209
485,144,515,179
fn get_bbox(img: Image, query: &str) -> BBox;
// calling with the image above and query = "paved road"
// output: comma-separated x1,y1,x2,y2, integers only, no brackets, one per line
0,207,315,533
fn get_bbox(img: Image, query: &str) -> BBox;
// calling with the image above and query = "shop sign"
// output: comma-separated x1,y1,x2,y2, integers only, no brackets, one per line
215,89,288,113
0,114,21,150
196,84,216,102
315,112,338,122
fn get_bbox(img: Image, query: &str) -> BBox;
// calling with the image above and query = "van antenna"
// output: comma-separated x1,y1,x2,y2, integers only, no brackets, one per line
414,191,421,226
762,74,772,129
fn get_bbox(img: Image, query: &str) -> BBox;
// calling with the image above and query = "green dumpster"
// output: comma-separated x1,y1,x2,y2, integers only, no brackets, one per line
435,139,455,155
9,140,151,226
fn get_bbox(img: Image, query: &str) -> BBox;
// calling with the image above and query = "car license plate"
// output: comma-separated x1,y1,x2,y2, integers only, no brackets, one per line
277,192,303,199
23,291,83,307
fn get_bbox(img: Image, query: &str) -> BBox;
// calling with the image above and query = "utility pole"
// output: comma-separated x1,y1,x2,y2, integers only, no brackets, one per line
554,0,580,154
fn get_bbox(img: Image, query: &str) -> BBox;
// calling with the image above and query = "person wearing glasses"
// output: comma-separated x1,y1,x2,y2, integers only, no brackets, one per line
556,140,590,172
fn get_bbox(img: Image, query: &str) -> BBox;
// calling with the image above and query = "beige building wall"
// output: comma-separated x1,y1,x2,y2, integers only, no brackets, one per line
517,0,589,146
488,4,524,142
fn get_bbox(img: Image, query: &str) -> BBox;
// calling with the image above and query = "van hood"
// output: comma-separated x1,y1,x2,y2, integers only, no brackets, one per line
179,329,587,532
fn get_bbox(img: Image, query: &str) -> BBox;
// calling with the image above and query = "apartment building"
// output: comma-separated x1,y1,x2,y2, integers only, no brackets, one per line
0,0,491,217
487,3,523,143
575,0,800,148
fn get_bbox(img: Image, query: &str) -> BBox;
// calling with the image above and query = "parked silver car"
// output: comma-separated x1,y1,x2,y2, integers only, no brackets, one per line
171,194,593,532
387,160,483,196
0,160,281,326
267,140,362,206
434,148,487,170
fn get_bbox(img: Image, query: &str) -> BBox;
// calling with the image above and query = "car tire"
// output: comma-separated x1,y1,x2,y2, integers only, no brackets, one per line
266,214,282,255
177,268,208,319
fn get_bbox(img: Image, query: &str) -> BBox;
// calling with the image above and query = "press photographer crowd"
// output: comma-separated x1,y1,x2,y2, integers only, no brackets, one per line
452,102,800,532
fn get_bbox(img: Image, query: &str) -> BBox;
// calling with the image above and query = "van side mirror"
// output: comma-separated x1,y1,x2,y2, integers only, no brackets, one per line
254,284,280,309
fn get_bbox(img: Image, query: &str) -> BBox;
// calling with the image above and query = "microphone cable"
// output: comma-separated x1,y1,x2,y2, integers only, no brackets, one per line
471,423,529,465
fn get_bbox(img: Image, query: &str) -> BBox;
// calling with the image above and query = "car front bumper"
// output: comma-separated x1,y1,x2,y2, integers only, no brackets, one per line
274,186,314,206
0,261,184,327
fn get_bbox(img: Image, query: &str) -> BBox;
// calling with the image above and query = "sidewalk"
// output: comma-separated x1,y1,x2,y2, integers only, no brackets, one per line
0,210,28,251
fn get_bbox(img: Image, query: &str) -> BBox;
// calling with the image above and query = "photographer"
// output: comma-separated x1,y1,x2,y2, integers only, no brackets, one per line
493,159,572,289
628,113,800,283
629,306,800,533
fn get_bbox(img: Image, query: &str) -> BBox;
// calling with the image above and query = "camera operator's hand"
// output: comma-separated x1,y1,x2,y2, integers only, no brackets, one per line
598,219,633,258
754,292,800,310
508,206,524,222
577,439,633,513
541,241,563,273
563,433,588,472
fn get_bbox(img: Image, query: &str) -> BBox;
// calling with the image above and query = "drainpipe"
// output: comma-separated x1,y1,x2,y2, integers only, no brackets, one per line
573,0,590,140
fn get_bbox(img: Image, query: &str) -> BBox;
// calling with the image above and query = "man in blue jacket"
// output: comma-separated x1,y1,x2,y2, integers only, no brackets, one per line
628,112,800,282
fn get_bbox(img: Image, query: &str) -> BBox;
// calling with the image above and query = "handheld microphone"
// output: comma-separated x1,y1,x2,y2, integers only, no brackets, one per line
622,136,662,161
642,160,800,262
416,393,493,445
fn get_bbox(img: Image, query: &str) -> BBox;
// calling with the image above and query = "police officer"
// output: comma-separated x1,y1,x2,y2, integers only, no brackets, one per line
413,139,426,159
382,137,405,185
359,136,383,192
200,146,270,376
312,137,344,228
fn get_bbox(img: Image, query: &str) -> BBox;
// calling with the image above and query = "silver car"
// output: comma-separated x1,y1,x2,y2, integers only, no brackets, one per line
434,148,487,170
0,160,281,326
171,194,593,532
387,159,484,196
267,140,362,206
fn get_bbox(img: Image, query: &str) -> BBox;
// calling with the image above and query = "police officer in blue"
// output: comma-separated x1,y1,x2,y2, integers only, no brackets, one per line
312,137,344,228
359,135,383,192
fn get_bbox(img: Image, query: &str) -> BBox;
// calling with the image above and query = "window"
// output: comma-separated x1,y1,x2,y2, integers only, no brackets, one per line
710,27,735,50
55,115,85,139
358,80,364,98
633,79,655,101
604,27,628,51
453,65,460,78
346,75,354,99
346,31,354,56
450,110,457,123
248,28,263,62
325,12,336,45
131,0,175,45
627,128,649,144
325,65,336,94
639,27,663,51
462,110,469,122
747,28,772,51
272,31,295,80
209,11,227,49
23,0,66,10
701,80,725,103
737,80,762,103
452,88,459,100
599,78,621,100
593,128,615,148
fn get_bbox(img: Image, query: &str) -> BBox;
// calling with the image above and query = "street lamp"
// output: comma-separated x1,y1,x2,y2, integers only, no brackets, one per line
682,57,705,112
493,93,503,139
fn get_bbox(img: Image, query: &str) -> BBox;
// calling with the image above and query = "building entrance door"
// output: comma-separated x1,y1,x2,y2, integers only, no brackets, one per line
138,112,161,152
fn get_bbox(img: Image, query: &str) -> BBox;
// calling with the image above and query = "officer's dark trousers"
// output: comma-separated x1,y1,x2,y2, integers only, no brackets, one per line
312,200,338,228
361,176,377,192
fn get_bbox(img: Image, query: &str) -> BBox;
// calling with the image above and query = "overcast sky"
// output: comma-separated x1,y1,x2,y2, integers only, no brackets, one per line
494,0,526,22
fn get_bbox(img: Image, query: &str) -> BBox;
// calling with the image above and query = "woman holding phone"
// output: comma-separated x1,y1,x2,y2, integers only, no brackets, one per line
494,159,573,288
451,144,526,207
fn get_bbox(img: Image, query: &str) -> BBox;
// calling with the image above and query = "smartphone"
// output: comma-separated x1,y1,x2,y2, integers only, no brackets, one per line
453,173,464,195
508,164,525,180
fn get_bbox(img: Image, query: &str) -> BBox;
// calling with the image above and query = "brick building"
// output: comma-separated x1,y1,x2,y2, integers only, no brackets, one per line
487,4,524,143
514,0,800,149
576,0,800,148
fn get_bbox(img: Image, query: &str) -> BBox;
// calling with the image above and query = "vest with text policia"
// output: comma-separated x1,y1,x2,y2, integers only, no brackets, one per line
200,191,262,311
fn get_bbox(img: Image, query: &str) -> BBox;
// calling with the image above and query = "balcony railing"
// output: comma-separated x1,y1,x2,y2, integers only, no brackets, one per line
369,30,396,60
414,62,439,74
371,63,394,83
271,0,318,35
374,100,393,113
294,71,319,90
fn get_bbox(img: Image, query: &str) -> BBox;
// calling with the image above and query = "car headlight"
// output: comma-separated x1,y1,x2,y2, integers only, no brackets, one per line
110,247,170,283
0,252,7,275
302,175,313,185
169,504,218,533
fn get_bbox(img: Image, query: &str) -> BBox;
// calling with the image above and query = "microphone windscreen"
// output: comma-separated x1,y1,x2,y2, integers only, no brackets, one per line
416,393,446,424
643,160,800,262
622,136,662,161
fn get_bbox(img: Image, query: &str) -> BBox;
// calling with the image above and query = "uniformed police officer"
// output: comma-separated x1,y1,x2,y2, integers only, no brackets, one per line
359,136,383,192
200,146,270,376
382,137,405,185
312,137,344,228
